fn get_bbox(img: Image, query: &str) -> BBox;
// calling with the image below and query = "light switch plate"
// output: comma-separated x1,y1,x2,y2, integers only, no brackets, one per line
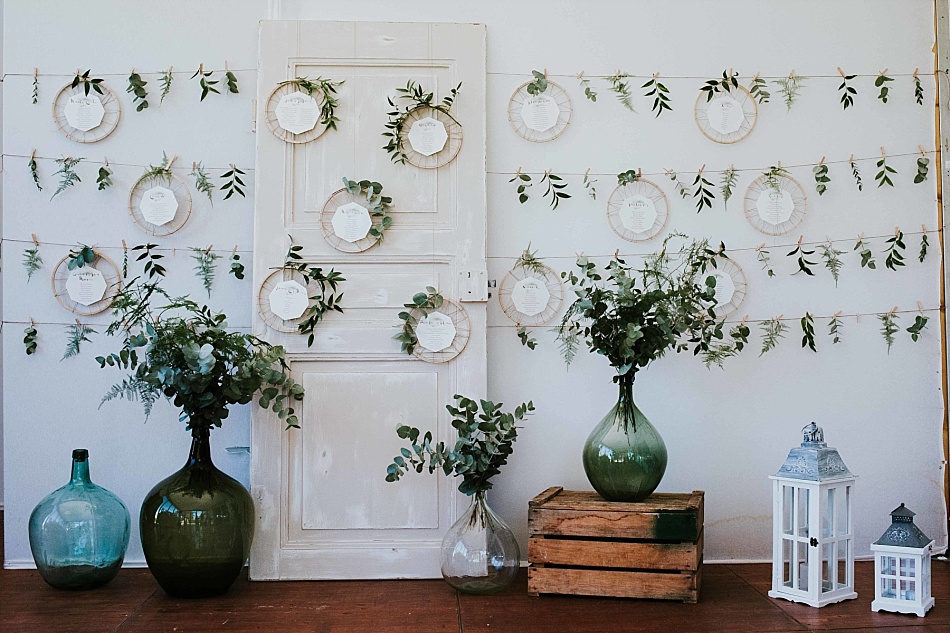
458,269,489,302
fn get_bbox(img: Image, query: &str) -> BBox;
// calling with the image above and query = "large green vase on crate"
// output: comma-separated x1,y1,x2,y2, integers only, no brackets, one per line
140,426,254,598
582,378,668,502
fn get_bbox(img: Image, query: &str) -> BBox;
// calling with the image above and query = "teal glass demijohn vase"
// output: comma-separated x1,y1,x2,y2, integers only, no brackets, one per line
28,449,131,589
582,378,668,502
140,426,254,598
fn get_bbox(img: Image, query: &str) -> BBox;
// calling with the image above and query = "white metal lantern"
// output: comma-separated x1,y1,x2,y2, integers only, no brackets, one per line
871,503,934,617
769,422,858,607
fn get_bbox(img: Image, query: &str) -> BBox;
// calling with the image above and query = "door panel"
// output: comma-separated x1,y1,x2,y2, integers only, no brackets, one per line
251,20,486,579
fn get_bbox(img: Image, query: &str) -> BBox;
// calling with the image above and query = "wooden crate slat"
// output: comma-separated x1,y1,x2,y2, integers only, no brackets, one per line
536,489,700,512
529,507,700,541
528,566,699,602
528,530,703,571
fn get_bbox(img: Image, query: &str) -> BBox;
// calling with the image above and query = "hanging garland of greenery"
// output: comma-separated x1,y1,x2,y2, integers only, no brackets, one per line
665,169,690,199
395,287,443,355
700,69,739,101
875,151,896,187
583,169,597,199
383,80,461,164
277,76,344,131
914,71,924,105
914,153,930,184
849,156,863,191
837,68,857,109
755,245,775,278
509,170,532,204
879,311,899,353
132,242,167,279
126,71,148,111
72,69,105,97
800,312,817,352
919,233,929,262
32,72,39,105
282,239,346,347
229,252,245,280
517,326,538,350
642,74,672,117
875,70,894,103
68,244,98,270
540,171,570,210
907,313,929,341
28,153,42,191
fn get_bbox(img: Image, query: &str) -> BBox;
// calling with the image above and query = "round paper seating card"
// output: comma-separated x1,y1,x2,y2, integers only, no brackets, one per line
407,117,448,157
703,259,747,317
756,189,795,226
415,311,457,353
332,202,372,243
511,277,550,317
606,179,669,243
64,94,105,132
706,95,743,135
521,95,560,133
508,79,572,143
139,186,179,226
743,172,808,236
275,91,320,135
619,196,658,234
269,280,310,321
65,268,107,306
709,270,736,306
694,85,757,144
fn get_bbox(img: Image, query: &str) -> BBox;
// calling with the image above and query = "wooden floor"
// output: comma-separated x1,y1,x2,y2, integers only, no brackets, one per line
1,514,947,633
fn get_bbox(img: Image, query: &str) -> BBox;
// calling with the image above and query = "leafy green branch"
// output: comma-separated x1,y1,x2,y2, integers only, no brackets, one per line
141,152,173,185
577,72,597,102
813,161,830,196
607,71,635,112
28,153,42,191
691,167,715,213
583,169,597,199
883,230,906,271
849,156,863,191
190,247,221,297
875,152,896,187
642,73,671,117
32,72,39,105
541,171,570,210
224,69,239,94
514,243,548,276
71,69,104,97
854,236,877,269
907,312,929,342
51,156,82,200
517,326,538,350
787,239,817,276
394,287,443,355
342,177,394,242
819,240,844,286
800,312,817,352
720,166,738,210
190,161,214,205
828,314,844,344
749,73,770,104
68,245,98,270
278,76,343,130
96,165,113,190
774,71,806,111
919,233,929,262
914,154,930,184
62,322,97,361
126,71,148,112
509,170,532,204
755,245,775,278
282,240,345,346
665,169,690,199
763,164,790,192
759,317,788,356
190,65,219,101
229,252,245,280
526,70,548,95
879,311,899,353
875,69,894,103
837,68,856,109
132,242,167,280
158,67,173,104
220,164,246,200
914,71,924,105
23,324,38,356
383,80,461,164
700,69,739,101
22,243,43,282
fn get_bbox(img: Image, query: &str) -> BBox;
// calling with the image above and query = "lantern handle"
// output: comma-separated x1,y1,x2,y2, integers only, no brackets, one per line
801,421,824,444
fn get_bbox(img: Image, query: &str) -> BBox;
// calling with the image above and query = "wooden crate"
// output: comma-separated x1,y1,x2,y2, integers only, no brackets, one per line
527,487,704,602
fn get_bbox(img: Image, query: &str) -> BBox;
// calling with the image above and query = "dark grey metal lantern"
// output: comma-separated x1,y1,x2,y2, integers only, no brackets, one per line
870,504,935,616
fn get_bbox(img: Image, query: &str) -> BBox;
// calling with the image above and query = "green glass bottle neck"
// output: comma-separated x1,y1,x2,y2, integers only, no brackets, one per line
70,457,91,485
186,426,214,467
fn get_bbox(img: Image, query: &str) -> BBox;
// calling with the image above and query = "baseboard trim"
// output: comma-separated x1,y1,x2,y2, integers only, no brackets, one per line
5,559,149,570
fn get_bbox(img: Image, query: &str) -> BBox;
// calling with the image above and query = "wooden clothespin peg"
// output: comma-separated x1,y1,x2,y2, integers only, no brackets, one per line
837,66,846,78
664,167,673,176
104,156,109,167
543,168,551,178
30,149,36,161
166,154,178,169
614,248,620,259
543,68,548,78
922,224,928,233
515,166,522,176
776,314,784,321
833,310,842,318
728,67,734,77
29,317,35,328
698,164,706,175
895,226,901,236
131,67,135,75
918,144,927,156
849,153,854,163
797,235,804,247
168,65,173,75
192,161,197,172
121,239,127,251
913,67,919,79
879,67,889,76
583,167,590,179
199,63,204,75
31,233,40,246
818,156,826,167
225,60,230,73
577,70,585,80
637,167,642,178
75,318,81,327
205,245,214,254
888,306,899,316
917,300,925,313
740,314,749,325
231,245,238,255
755,242,766,252
881,146,887,158
789,69,796,78
653,71,659,80
33,67,38,80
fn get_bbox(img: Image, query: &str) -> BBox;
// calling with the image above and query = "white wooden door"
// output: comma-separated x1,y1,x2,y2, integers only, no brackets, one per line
250,21,487,580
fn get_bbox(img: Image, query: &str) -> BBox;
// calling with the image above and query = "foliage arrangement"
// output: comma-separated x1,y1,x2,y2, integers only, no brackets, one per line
787,240,816,276
919,234,929,263
229,252,245,280
774,71,805,111
875,154,896,187
72,69,104,97
838,70,857,109
849,157,863,191
97,276,305,430
395,286,443,355
883,230,906,270
141,152,173,185
383,80,461,164
756,245,775,278
691,168,715,213
126,71,148,112
665,170,690,199
63,322,97,361
617,169,639,186
191,161,214,205
813,162,830,195
800,312,817,352
828,314,844,344
583,170,597,200
540,171,570,210
517,326,537,350
555,233,743,375
51,156,82,200
875,70,894,103
132,242,166,279
29,155,42,191
224,70,239,94
220,164,246,200
907,314,929,342
642,74,671,117
122,244,128,278
22,246,43,282
158,68,173,104
700,69,739,101
719,167,738,210
32,74,39,105
509,171,532,204
514,244,548,276
759,317,788,356
577,72,597,102
96,165,113,190
914,156,930,184
763,164,790,192
23,325,38,356
526,70,548,95
342,177,394,242
914,73,924,106
749,73,770,104
282,240,345,346
68,245,98,270
191,247,221,297
818,241,844,286
278,76,344,131
854,237,877,269
607,71,635,112
190,66,219,101
879,312,899,353
385,395,534,497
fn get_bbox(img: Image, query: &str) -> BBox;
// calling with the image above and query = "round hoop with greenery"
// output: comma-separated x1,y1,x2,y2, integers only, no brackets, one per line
128,155,193,237
507,71,572,143
265,76,344,144
319,177,394,253
383,80,463,169
51,245,122,316
52,71,121,144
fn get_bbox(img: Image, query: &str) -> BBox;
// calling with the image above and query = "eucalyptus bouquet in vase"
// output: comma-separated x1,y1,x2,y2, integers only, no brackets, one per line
556,233,749,501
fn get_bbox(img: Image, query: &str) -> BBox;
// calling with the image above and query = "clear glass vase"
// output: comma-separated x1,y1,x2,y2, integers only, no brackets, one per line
582,378,668,502
28,449,131,589
440,491,520,594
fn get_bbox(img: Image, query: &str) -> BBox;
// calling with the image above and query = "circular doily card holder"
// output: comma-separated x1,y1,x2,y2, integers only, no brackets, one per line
694,86,757,144
257,268,314,334
320,188,387,253
507,80,572,143
411,299,470,364
399,106,463,169
702,258,747,318
606,179,669,243
499,263,563,327
128,173,193,237
51,253,122,316
52,82,121,144
743,172,808,236
265,82,332,144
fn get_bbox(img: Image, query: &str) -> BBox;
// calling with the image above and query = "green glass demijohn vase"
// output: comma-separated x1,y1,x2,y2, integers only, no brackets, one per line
140,426,254,598
28,449,131,589
582,378,668,502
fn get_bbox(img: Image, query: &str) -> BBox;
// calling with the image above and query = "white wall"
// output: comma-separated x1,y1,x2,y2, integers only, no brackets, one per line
3,0,946,568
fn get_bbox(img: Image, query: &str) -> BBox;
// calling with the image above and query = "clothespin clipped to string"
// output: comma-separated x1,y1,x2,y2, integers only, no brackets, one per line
199,63,204,75
879,67,889,77
849,153,855,163
881,146,887,159
613,248,620,259
837,67,846,79
775,314,784,322
515,166,522,176
166,154,178,170
33,67,38,81
652,71,659,80
698,164,706,175
922,223,928,234
121,239,127,253
832,310,842,319
577,70,585,80
205,245,214,255
31,233,40,247
192,161,197,172
225,60,229,74
637,167,642,178
583,167,590,179
231,245,238,256
75,318,82,327
895,225,902,237
167,65,173,76
754,242,766,252
543,68,547,78
104,156,109,168
796,234,804,247
30,148,36,162
918,144,927,156
740,314,749,326
818,156,826,167
29,316,35,328
917,300,926,314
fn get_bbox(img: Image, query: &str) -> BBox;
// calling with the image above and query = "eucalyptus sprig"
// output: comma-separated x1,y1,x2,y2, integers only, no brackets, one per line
919,234,929,262
68,245,98,270
819,241,844,285
62,322,97,361
190,161,214,205
382,80,461,164
849,157,863,191
541,171,570,210
914,156,930,184
526,70,548,95
883,230,906,271
280,240,346,346
190,66,219,101
229,252,245,280
191,247,221,297
342,177,394,242
759,317,788,356
71,69,104,97
32,74,39,105
509,171,532,204
756,246,775,278
700,69,739,102
879,311,899,353
159,67,173,104
583,170,597,200
774,71,806,111
225,70,239,94
665,170,690,199
220,164,246,200
23,325,38,356
28,155,42,191
51,156,83,200
278,76,344,131
875,70,894,103
642,74,671,117
914,73,924,106
749,73,770,104
395,287,443,355
828,314,844,344
838,70,857,109
517,326,538,350
813,162,830,196
132,243,166,280
578,72,597,102
875,154,896,187
691,168,715,213
607,71,635,112
800,312,817,353
854,237,877,269
385,395,534,497
907,313,929,342
514,244,548,276
720,167,738,210
617,169,639,186
126,71,148,112
22,246,43,282
787,240,817,276
96,165,113,190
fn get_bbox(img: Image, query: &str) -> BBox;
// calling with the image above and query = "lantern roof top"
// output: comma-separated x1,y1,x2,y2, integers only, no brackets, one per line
773,422,854,482
874,503,932,549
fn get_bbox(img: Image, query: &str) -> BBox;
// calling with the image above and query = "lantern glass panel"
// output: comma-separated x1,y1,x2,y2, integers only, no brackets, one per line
899,557,915,576
837,539,851,588
782,539,792,586
782,486,794,535
881,576,897,599
834,486,850,536
796,540,808,591
882,555,896,575
797,488,809,538
900,579,916,601
821,543,834,592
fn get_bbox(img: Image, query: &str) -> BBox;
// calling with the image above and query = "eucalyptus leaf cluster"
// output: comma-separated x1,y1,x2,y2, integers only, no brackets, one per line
278,76,344,130
395,287,443,355
67,245,97,270
98,278,305,431
127,72,149,112
342,177,393,242
385,395,535,496
383,80,461,164
526,70,548,95
282,241,345,346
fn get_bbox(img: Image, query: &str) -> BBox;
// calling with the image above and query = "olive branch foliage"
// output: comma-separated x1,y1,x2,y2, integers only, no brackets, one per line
642,75,671,117
278,76,344,130
700,69,739,101
838,72,857,109
281,240,345,347
220,165,246,200
71,69,104,97
749,74,770,104
190,67,219,101
383,80,461,164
